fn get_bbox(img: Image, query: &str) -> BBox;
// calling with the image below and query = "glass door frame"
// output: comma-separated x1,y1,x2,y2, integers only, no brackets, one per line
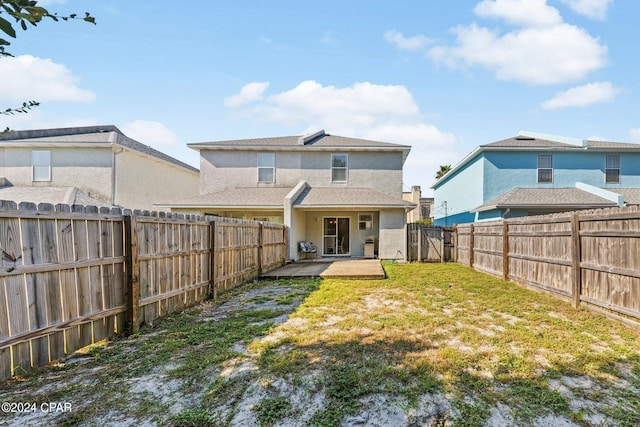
322,216,351,256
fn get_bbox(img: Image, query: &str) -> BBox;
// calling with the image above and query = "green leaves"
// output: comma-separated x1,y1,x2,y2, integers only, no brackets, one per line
0,0,95,57
1,100,40,115
0,16,15,38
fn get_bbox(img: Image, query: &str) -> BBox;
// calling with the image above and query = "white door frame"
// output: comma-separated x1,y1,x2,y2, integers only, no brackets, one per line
322,216,351,256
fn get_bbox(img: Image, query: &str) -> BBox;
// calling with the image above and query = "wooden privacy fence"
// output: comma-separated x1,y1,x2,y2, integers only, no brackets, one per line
455,205,640,326
406,225,454,262
0,201,286,381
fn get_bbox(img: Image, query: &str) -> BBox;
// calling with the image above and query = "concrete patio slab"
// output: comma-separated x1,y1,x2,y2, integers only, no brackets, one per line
261,259,385,280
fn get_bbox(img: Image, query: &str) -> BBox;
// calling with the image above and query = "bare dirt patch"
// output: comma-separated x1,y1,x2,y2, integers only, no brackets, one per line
1,264,640,427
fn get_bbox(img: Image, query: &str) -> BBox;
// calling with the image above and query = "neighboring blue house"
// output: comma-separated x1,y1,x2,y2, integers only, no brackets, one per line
431,131,640,226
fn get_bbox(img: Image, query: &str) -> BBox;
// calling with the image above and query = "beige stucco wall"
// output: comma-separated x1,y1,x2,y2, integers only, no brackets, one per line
114,149,199,210
0,146,113,202
199,150,404,197
378,209,407,260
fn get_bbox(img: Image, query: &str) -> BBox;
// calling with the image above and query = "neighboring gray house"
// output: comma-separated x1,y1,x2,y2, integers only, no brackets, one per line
0,125,199,210
157,130,415,260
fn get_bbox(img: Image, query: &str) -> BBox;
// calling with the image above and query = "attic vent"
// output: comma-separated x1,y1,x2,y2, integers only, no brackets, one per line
298,129,325,145
515,136,535,140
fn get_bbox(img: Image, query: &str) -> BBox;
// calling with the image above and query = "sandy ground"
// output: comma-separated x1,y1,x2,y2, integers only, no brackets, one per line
0,278,637,427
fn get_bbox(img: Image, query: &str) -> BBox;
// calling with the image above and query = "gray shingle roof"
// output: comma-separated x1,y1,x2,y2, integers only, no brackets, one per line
482,136,640,150
156,187,294,208
0,125,199,173
612,188,640,205
471,188,617,212
294,187,415,209
188,133,409,150
0,186,113,207
156,185,414,210
482,137,575,148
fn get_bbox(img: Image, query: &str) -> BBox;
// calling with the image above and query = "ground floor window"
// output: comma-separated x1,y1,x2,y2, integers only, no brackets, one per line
323,217,350,255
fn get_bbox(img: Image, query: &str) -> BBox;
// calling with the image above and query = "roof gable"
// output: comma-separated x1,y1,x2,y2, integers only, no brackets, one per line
188,132,410,150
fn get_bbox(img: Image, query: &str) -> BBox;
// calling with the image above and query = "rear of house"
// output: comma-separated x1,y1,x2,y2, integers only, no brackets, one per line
157,130,415,260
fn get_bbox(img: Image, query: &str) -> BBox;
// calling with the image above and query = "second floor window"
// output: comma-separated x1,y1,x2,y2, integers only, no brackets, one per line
331,154,348,182
257,153,275,183
537,155,553,183
605,155,620,183
32,150,51,182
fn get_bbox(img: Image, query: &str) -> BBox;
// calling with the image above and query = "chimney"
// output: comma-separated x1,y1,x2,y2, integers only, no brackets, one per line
297,129,325,145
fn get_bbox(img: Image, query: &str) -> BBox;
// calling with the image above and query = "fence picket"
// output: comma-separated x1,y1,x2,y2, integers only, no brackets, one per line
0,203,286,381
456,206,640,326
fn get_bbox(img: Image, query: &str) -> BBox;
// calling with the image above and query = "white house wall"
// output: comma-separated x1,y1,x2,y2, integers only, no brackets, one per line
0,146,113,202
115,149,199,210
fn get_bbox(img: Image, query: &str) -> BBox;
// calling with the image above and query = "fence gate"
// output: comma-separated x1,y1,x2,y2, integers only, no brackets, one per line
407,225,454,262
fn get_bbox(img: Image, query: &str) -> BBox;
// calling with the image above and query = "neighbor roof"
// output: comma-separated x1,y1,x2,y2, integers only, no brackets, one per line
0,186,113,207
0,125,199,173
471,188,618,213
432,131,640,189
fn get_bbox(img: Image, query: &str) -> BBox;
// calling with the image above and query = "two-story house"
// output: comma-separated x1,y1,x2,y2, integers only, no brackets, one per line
0,126,200,210
431,131,640,225
156,130,415,260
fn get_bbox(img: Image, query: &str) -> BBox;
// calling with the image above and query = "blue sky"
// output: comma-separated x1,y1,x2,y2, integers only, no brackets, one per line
0,0,635,194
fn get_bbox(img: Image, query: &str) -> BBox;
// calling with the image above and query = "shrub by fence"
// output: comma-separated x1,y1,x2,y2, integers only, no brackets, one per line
0,201,286,381
455,205,640,327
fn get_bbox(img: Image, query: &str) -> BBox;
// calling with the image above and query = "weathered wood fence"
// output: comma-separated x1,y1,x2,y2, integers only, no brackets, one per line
406,225,454,262
0,201,286,381
455,205,640,326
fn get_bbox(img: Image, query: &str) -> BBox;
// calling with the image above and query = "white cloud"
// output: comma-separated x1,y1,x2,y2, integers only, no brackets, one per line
223,82,269,107
629,128,640,144
428,20,607,85
474,0,562,27
559,0,612,20
422,0,609,85
541,81,620,109
0,55,95,103
121,120,178,146
383,30,433,51
224,80,460,189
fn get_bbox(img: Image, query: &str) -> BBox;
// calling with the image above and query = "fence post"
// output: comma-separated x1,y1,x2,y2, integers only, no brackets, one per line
124,212,140,334
454,225,458,262
209,219,217,300
502,221,509,281
417,225,422,262
440,227,445,263
469,223,474,268
257,222,263,276
571,214,582,308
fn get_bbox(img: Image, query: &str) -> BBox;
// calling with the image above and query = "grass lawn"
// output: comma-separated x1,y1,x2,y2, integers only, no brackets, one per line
1,262,639,426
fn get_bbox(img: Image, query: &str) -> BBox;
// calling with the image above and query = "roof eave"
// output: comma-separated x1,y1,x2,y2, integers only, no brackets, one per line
471,203,616,213
188,144,410,152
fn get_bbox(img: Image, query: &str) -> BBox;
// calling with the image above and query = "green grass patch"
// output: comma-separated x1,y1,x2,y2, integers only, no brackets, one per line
254,395,291,426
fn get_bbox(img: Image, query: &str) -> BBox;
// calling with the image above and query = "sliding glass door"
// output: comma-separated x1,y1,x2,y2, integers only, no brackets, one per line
323,217,350,255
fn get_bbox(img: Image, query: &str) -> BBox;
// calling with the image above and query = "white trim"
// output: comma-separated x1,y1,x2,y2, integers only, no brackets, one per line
322,216,351,256
331,153,348,183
